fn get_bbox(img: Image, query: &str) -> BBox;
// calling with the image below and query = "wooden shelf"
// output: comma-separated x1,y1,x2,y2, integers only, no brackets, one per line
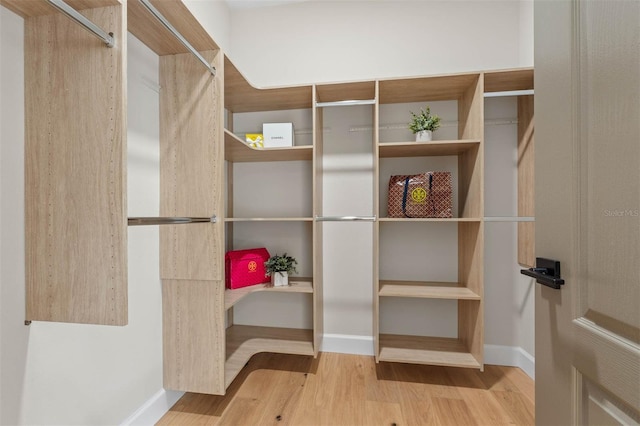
225,217,313,222
379,73,480,103
225,130,312,163
378,334,481,369
379,140,480,158
225,278,313,310
484,68,534,93
378,217,482,222
225,325,314,387
225,56,312,113
316,81,376,103
0,0,118,18
379,281,481,300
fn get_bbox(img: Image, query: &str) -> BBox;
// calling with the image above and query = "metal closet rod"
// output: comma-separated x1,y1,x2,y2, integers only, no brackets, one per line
128,216,217,226
47,0,115,47
138,0,216,77
315,215,377,222
316,99,377,108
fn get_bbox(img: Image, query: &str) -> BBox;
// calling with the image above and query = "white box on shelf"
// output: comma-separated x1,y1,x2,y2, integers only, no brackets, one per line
263,123,295,147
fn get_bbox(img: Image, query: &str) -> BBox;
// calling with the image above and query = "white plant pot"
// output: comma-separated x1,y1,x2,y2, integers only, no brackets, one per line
272,271,289,287
416,130,433,142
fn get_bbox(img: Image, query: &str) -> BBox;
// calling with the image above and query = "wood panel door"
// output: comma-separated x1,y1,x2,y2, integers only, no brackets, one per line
535,0,639,424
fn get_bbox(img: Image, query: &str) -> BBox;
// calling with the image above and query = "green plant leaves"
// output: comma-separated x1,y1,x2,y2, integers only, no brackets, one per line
408,106,441,133
264,253,298,275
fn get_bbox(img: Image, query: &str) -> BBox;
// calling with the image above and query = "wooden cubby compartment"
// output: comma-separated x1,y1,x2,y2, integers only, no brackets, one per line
222,55,321,389
374,73,484,369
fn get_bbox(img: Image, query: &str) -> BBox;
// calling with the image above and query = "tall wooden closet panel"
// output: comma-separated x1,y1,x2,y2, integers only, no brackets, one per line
160,50,225,394
24,3,127,325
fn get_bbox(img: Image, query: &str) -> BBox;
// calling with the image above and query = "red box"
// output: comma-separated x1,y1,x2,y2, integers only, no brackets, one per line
225,248,271,289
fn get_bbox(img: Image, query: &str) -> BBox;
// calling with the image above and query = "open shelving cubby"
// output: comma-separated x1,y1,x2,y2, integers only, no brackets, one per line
374,72,484,369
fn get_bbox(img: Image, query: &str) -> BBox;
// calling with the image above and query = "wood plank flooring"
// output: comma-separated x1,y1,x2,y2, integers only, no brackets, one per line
158,352,534,425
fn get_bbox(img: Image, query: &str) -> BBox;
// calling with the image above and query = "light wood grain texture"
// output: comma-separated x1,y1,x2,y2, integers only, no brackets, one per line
225,325,314,388
163,279,225,395
315,81,376,103
127,0,218,56
458,75,484,218
517,95,535,267
224,130,312,163
0,0,118,18
158,352,534,426
25,4,127,325
379,335,482,368
459,221,484,369
379,139,481,157
160,50,224,281
224,278,313,310
312,89,323,357
379,280,481,300
484,68,534,93
379,73,481,103
224,56,312,113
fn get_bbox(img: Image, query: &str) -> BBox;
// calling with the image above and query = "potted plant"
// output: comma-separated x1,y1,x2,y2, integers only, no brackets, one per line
409,106,441,142
264,253,298,287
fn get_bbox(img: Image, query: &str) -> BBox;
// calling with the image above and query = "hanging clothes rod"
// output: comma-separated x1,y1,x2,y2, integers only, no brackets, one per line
315,215,377,222
484,89,534,98
128,216,217,226
316,99,377,108
138,0,216,77
47,0,115,47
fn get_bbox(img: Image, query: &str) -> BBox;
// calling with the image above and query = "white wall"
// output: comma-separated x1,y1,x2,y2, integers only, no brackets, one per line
229,0,534,87
0,7,166,423
184,0,232,52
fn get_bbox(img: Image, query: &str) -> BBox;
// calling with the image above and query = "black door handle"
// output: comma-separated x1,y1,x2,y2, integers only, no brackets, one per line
520,257,565,289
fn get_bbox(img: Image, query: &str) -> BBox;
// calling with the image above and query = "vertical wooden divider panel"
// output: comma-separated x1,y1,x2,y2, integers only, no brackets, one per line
458,75,484,218
160,50,223,280
458,221,483,366
25,4,127,325
517,95,535,267
160,51,225,394
373,81,381,361
312,86,323,356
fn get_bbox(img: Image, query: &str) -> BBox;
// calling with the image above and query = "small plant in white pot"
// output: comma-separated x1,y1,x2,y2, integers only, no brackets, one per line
409,106,441,142
265,253,298,287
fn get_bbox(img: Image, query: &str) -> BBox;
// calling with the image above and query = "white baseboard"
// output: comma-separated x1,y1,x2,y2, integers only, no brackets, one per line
321,333,374,356
120,388,185,426
484,344,535,379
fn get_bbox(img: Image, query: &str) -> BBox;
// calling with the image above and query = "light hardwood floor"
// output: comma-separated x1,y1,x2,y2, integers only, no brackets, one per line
158,352,534,425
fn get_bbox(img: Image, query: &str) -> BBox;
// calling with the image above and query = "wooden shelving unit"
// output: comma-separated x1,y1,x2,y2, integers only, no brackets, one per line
374,72,484,369
225,130,313,163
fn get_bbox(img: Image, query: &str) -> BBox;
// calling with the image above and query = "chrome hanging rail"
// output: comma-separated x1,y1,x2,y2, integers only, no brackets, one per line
128,216,218,226
138,0,216,77
47,0,115,47
315,215,377,222
315,99,377,108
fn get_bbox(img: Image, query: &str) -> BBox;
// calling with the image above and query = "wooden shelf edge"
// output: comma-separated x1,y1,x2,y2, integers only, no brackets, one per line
378,139,481,158
225,325,315,388
224,129,312,163
379,281,481,300
378,334,481,369
225,279,314,310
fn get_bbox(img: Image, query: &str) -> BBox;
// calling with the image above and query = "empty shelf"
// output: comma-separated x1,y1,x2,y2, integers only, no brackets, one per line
378,334,481,369
225,325,314,387
379,281,480,300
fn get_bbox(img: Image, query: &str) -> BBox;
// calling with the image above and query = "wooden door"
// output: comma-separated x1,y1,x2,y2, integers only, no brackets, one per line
535,0,639,424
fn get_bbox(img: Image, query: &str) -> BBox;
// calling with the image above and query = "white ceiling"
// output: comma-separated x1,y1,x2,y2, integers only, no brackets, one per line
225,0,313,10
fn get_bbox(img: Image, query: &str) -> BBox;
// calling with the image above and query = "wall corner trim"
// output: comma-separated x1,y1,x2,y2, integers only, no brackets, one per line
119,388,185,426
484,344,535,379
